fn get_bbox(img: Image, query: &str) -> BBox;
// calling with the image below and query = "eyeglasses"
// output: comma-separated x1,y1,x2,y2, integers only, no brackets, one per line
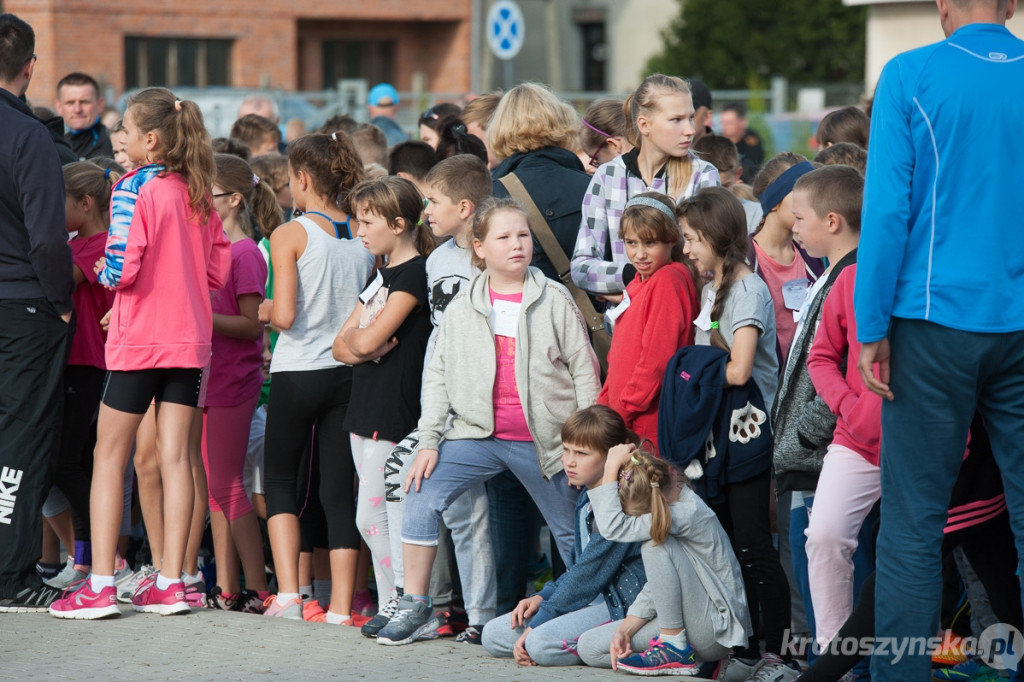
25,54,37,65
212,192,233,199
587,138,608,169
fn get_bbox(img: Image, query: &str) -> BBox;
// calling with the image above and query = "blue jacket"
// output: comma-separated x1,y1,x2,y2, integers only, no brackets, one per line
855,23,1024,341
530,489,646,629
658,345,772,504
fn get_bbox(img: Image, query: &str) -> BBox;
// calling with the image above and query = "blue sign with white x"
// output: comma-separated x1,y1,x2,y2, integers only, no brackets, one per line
487,0,525,60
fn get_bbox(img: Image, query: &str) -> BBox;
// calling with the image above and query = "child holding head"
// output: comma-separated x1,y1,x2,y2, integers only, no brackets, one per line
571,74,720,299
48,162,120,583
677,187,796,678
750,153,822,366
361,154,498,641
257,132,374,621
201,153,279,613
797,166,880,651
375,198,601,646
575,446,750,676
597,192,699,454
50,88,231,619
481,405,647,667
330,176,435,625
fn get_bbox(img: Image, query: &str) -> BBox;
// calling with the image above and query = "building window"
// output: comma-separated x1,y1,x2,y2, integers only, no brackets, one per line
322,40,395,90
125,37,233,89
579,22,606,91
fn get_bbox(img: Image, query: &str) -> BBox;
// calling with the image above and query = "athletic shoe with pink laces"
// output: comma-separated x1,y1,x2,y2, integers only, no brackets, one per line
263,594,302,620
49,579,120,620
131,575,190,615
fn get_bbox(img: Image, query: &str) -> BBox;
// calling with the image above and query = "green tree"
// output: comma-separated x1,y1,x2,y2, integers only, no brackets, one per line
646,0,866,87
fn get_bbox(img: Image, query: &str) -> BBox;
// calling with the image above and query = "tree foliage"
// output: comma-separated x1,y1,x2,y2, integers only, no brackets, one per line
646,0,866,87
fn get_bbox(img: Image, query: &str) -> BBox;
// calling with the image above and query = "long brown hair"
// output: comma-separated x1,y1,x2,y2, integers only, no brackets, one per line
676,187,748,350
125,87,214,221
619,192,700,285
624,74,695,199
64,161,122,219
214,153,283,240
288,132,365,215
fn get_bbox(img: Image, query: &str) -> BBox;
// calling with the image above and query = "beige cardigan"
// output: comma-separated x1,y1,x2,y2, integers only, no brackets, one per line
416,267,600,479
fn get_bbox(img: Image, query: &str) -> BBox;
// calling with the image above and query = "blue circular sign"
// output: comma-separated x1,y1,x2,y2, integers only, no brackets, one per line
487,0,525,61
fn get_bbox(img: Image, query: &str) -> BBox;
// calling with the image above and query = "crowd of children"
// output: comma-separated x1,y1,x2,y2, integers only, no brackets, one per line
9,69,1012,682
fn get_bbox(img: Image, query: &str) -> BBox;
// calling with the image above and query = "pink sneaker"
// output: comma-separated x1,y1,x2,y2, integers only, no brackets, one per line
183,574,207,609
263,594,302,620
303,600,327,622
131,575,190,615
49,580,120,620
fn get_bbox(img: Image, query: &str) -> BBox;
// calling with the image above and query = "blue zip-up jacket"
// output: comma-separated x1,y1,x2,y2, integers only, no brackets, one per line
529,489,646,629
855,23,1024,342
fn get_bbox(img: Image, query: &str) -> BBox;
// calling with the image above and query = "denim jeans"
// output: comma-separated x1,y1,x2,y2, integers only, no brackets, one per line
873,319,1024,681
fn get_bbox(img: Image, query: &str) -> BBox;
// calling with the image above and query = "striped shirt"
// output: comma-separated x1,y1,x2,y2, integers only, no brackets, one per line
98,164,164,289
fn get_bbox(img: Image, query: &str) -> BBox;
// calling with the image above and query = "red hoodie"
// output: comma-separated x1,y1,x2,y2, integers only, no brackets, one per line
599,261,698,453
807,265,880,466
104,172,230,371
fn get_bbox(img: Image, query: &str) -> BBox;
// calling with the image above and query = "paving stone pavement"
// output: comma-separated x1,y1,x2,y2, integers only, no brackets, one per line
0,608,640,680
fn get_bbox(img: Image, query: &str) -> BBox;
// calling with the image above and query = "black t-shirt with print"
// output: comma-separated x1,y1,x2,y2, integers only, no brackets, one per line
343,256,432,442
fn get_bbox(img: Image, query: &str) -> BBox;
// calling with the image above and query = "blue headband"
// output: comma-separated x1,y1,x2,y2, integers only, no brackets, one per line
624,196,675,221
758,161,814,214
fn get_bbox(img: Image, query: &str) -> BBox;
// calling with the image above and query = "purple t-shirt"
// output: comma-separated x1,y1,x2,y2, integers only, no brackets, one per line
207,238,267,407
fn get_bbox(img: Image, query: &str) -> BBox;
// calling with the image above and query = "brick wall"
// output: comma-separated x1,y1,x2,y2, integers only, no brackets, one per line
9,0,471,105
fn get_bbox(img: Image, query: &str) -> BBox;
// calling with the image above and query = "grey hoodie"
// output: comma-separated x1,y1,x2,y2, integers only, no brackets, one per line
417,267,601,479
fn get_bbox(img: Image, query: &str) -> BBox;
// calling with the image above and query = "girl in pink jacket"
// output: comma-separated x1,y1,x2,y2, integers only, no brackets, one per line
51,88,230,620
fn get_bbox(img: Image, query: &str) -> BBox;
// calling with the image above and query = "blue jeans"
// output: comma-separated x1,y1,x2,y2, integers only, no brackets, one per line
402,438,577,563
873,319,1024,681
482,599,609,666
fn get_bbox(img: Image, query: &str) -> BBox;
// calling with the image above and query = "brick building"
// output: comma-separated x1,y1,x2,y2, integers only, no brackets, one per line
10,0,472,105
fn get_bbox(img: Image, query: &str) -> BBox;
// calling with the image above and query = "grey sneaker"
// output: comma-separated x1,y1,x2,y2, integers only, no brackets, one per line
117,564,155,604
0,584,63,613
44,558,86,590
747,657,801,682
375,596,442,646
360,590,402,638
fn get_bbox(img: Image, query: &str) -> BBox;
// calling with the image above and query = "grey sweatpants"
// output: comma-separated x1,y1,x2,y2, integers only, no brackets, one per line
482,599,610,666
578,537,730,668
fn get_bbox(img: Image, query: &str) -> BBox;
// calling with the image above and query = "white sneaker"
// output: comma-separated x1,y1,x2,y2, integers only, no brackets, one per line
116,564,155,604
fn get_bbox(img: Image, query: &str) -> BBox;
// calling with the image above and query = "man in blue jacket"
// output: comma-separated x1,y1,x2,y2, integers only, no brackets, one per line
854,1,1024,679
0,13,74,613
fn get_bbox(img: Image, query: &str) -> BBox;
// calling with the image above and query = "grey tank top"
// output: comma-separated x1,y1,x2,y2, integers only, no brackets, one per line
270,215,374,373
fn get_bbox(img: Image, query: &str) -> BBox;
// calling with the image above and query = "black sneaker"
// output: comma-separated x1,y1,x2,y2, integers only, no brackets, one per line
207,585,236,611
0,584,63,613
234,589,265,614
376,596,442,646
361,589,402,638
455,625,483,644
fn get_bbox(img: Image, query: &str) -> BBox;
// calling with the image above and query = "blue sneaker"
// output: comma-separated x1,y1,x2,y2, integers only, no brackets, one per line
933,657,1001,681
616,638,699,676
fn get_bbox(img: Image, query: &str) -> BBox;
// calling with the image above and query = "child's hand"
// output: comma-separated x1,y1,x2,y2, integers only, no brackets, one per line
364,337,399,362
609,628,633,671
510,595,542,628
258,298,274,323
603,443,636,483
100,309,112,331
513,627,536,666
93,257,104,275
405,448,438,493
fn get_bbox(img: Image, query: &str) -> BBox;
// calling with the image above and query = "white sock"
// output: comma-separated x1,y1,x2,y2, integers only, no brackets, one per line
155,572,177,591
277,592,301,604
181,571,202,584
661,630,688,648
299,584,313,601
325,610,351,625
313,579,331,608
90,574,115,592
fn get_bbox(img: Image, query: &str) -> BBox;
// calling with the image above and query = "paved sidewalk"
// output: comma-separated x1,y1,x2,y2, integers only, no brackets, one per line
0,608,644,680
